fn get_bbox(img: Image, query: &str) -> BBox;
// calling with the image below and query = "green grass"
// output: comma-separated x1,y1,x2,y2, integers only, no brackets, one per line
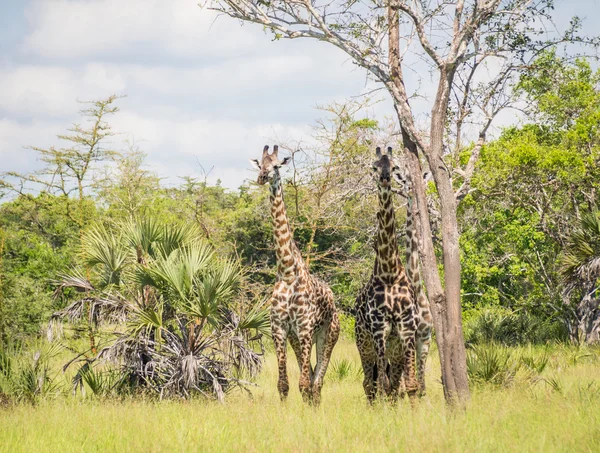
1,339,600,452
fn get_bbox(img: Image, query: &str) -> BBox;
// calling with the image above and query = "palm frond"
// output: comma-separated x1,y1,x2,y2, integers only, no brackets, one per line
123,217,163,262
82,224,129,287
561,209,600,291
237,301,270,336
53,270,95,299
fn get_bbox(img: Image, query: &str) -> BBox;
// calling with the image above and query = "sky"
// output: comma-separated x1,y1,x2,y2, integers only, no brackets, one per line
0,0,597,190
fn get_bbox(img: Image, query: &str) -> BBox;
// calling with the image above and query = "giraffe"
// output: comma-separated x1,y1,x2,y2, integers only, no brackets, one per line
393,164,433,396
250,145,340,405
354,146,418,403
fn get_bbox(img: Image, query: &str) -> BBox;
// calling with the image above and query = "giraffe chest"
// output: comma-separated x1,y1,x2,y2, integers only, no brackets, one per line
271,284,317,328
356,280,412,323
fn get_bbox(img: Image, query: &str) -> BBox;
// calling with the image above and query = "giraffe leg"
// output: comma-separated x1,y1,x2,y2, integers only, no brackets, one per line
289,333,313,383
417,328,432,397
373,328,391,399
271,323,289,401
395,308,418,401
356,321,377,404
312,312,340,406
387,339,404,404
400,333,418,401
297,330,313,403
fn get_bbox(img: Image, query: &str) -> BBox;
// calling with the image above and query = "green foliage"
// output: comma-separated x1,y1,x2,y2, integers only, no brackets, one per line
467,344,517,386
560,208,600,290
330,358,356,382
460,51,600,341
0,342,62,403
0,194,91,343
464,307,567,346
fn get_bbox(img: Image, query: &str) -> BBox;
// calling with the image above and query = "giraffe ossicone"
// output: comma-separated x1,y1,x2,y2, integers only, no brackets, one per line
251,144,340,405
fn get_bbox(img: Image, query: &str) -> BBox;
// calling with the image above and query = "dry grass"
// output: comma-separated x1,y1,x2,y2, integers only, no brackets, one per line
1,339,600,452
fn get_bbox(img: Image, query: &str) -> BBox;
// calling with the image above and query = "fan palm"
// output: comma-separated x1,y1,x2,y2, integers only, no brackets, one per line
560,208,600,344
52,217,268,400
561,208,600,291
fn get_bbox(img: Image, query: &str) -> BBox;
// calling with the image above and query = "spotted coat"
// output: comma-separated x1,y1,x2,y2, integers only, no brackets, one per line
251,145,340,405
354,147,418,403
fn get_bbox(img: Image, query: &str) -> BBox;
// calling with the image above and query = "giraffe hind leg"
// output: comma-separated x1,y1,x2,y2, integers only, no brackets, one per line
312,313,341,406
386,339,404,404
373,331,391,399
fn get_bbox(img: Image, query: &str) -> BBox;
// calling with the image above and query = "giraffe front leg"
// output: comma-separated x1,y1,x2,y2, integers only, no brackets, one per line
289,333,313,383
373,330,391,399
417,328,431,397
401,334,418,401
387,339,404,404
312,313,341,406
271,323,289,401
297,331,313,404
356,321,377,404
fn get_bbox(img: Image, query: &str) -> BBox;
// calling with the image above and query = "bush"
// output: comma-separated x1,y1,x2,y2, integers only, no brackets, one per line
466,344,518,386
0,343,62,404
464,307,567,346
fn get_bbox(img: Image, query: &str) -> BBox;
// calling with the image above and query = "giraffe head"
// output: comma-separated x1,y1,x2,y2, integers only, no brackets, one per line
250,145,291,185
371,146,398,188
391,158,412,195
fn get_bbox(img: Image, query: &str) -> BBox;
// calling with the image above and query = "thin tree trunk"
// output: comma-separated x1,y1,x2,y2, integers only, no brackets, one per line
388,3,469,403
426,69,470,402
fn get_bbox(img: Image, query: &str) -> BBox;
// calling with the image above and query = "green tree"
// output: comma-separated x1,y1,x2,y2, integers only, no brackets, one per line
561,209,600,344
460,51,600,343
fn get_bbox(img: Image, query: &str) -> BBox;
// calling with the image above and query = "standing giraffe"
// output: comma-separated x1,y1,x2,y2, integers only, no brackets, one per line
393,165,433,396
250,145,340,405
354,146,418,403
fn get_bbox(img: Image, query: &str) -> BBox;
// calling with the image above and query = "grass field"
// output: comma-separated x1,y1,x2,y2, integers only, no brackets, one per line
1,339,600,452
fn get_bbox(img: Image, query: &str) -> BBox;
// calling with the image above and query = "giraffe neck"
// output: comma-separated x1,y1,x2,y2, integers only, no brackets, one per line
374,184,403,282
269,170,300,281
405,188,420,287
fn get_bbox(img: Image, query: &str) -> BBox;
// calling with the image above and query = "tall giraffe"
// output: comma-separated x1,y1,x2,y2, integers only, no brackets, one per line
393,166,433,396
250,145,340,405
354,146,418,403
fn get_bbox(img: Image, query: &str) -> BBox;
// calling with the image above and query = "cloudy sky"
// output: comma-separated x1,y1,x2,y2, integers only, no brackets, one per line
0,0,597,190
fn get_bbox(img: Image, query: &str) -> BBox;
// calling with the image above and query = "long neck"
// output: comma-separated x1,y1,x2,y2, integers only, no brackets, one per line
269,170,299,281
374,183,403,281
405,188,420,286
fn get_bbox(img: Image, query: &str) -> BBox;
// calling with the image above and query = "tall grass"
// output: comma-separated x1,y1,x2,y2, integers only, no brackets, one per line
1,339,599,452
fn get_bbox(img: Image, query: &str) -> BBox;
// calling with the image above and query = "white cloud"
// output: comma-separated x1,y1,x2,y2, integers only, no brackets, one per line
23,0,261,59
1,0,382,189
0,64,126,117
0,118,64,174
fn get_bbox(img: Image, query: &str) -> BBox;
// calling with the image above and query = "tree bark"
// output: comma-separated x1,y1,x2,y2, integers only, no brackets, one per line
426,69,470,401
388,4,469,402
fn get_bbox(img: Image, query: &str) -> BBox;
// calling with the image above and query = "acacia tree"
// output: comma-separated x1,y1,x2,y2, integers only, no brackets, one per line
1,95,120,230
205,0,596,402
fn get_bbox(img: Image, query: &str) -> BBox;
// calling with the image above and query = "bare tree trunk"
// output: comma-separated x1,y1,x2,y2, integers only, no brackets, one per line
388,6,469,403
425,70,470,402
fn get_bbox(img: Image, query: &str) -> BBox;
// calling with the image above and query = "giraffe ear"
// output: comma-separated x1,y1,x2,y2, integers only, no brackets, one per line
280,156,291,166
249,159,261,170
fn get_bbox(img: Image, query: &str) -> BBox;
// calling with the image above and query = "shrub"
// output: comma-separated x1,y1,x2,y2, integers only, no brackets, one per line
466,343,519,387
464,307,567,346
